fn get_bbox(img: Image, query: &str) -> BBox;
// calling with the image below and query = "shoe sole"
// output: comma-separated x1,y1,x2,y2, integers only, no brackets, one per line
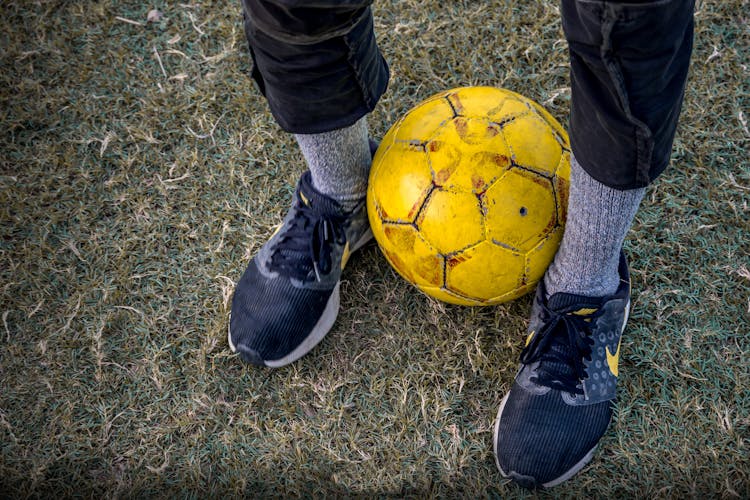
492,299,630,488
228,228,373,367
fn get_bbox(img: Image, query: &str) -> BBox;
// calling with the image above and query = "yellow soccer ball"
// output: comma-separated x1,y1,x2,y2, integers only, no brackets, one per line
367,86,570,306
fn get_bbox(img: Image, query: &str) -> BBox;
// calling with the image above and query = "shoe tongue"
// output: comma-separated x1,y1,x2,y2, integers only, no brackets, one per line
536,292,603,391
546,291,604,314
299,171,345,217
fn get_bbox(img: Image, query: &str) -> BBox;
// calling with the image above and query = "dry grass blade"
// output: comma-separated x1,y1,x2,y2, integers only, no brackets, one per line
0,0,748,497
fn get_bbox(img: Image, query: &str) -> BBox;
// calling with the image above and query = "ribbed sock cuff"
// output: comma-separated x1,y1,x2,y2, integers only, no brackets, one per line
295,117,371,211
544,155,645,298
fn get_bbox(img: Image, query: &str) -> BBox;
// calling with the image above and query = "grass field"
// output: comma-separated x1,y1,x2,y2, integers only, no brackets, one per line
1,0,748,497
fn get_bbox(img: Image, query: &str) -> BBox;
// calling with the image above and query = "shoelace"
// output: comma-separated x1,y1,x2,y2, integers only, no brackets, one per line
520,296,601,395
267,196,346,282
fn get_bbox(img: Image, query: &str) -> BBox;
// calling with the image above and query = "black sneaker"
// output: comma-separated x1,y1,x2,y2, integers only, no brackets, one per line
228,171,372,367
493,253,631,488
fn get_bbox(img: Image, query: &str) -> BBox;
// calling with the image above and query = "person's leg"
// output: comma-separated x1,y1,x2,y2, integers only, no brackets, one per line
242,0,387,209
546,0,694,298
229,0,389,366
495,0,695,488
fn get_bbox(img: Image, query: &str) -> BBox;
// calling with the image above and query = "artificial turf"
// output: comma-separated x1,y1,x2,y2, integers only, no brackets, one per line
1,0,748,496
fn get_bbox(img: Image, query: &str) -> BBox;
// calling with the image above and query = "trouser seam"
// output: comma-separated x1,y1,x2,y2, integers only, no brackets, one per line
599,4,654,186
344,28,372,110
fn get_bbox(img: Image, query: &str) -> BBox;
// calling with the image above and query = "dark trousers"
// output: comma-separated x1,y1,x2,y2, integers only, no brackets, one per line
241,0,694,190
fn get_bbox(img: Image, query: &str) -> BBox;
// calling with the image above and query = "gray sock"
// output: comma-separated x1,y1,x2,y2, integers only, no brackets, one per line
294,117,371,212
544,155,646,298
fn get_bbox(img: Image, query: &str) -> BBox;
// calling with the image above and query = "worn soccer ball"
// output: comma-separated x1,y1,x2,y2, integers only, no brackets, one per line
367,86,570,306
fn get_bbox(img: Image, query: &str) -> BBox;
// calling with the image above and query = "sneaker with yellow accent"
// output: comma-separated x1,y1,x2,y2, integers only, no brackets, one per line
228,170,372,367
493,253,631,488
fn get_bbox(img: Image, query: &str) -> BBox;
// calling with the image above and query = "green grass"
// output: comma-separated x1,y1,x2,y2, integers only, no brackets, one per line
1,0,748,497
